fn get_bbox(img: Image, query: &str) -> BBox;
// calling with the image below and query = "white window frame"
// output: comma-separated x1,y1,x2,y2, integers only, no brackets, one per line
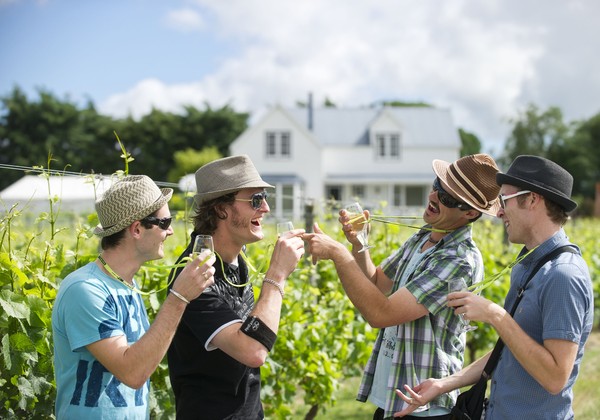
374,132,401,160
265,130,292,159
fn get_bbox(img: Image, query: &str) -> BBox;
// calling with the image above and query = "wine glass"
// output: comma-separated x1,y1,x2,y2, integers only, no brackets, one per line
277,221,295,238
192,234,214,260
448,277,477,333
344,202,372,253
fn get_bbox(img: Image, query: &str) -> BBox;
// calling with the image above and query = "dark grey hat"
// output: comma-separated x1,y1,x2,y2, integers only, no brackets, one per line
194,155,273,205
496,155,577,212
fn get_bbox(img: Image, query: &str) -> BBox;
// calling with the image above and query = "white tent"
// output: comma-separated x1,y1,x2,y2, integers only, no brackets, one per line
0,174,115,214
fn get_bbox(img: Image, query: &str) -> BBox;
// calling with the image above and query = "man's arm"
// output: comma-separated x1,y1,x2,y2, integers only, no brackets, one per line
394,351,491,417
487,304,579,394
210,231,305,367
449,291,580,394
87,253,215,389
304,224,427,328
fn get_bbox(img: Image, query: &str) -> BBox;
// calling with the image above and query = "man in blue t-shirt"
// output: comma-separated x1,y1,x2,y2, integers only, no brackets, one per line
52,175,216,419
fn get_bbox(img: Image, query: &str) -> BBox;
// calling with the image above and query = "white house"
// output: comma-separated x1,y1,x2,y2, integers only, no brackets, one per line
230,103,461,221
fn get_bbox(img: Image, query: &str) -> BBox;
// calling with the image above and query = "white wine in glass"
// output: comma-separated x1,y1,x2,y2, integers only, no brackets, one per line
344,202,372,253
192,235,214,259
448,277,477,333
276,221,294,238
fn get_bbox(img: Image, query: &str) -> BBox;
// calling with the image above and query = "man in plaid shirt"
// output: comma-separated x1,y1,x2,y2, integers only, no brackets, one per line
304,154,501,419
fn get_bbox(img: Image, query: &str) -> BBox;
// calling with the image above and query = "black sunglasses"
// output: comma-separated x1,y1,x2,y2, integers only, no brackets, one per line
235,191,268,210
432,178,472,210
141,216,172,230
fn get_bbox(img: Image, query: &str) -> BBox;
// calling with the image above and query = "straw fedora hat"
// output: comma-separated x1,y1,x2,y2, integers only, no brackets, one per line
194,155,274,205
432,154,501,216
496,155,577,212
94,175,173,237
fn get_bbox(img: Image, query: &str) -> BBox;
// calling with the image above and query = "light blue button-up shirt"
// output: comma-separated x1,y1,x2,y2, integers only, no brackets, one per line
486,229,593,419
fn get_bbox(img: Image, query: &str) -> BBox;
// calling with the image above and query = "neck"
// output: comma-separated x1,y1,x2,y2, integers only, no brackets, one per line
97,250,139,285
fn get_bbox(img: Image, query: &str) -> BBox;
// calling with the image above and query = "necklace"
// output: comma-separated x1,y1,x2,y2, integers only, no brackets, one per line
427,234,440,244
98,254,139,293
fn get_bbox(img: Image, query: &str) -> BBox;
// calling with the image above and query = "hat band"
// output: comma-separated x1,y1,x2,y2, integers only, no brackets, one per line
448,164,491,209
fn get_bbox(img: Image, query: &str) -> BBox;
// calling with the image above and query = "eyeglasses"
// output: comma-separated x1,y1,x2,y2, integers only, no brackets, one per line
141,216,172,230
432,178,472,210
499,190,531,209
235,191,268,210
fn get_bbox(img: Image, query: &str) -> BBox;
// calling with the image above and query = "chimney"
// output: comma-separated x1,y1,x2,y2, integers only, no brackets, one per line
308,92,313,131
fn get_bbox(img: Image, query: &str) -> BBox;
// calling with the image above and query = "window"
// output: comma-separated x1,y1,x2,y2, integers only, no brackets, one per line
265,131,292,158
351,185,365,200
326,186,342,202
406,186,425,206
374,132,401,159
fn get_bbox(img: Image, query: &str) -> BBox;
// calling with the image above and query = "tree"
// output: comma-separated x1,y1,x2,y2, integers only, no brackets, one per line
500,104,569,169
167,146,222,183
458,128,481,156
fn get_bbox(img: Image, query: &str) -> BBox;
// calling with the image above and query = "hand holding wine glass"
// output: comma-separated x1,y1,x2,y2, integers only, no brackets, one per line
344,202,372,253
447,277,477,333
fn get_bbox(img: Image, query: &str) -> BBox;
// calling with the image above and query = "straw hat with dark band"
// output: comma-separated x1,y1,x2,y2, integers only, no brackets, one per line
496,155,577,212
432,154,501,216
194,155,273,205
94,175,173,237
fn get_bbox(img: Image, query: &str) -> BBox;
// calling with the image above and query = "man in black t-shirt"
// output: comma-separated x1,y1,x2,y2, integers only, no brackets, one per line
167,155,305,419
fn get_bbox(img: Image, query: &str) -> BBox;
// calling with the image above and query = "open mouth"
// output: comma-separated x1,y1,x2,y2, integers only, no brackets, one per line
428,201,440,214
251,218,261,227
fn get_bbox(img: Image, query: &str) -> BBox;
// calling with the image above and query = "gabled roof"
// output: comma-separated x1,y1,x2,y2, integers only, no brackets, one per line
285,106,459,147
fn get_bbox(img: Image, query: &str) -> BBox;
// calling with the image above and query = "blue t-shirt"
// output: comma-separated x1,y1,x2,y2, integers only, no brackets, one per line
52,262,151,419
486,230,594,420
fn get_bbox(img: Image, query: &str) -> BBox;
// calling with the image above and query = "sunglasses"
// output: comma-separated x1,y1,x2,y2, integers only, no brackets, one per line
499,190,531,209
235,191,268,210
141,216,172,230
432,178,472,210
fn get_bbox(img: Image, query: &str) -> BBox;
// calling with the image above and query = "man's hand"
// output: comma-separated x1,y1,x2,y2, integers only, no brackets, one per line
393,379,443,417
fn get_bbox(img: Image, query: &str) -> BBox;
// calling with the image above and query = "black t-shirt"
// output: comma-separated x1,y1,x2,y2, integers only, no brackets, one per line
167,234,262,419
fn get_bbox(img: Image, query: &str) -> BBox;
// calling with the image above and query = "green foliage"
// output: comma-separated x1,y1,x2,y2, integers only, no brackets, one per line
2,206,600,418
0,87,248,191
167,146,222,183
501,104,570,168
458,128,482,157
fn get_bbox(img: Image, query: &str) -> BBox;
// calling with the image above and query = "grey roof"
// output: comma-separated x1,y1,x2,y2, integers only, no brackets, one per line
285,106,459,147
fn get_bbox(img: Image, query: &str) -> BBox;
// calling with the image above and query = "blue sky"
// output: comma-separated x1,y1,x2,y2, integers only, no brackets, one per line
2,0,600,155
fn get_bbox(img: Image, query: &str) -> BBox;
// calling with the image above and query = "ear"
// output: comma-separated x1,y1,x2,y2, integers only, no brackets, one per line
129,220,144,238
464,209,481,220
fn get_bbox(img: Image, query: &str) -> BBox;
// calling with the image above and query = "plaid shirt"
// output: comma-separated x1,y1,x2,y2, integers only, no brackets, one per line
357,224,483,417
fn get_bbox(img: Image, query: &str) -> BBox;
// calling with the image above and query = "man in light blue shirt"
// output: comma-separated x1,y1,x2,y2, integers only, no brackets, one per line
396,155,594,419
52,175,215,419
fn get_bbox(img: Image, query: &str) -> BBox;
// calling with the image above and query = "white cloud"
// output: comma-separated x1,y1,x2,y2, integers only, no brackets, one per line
100,0,600,155
165,8,205,32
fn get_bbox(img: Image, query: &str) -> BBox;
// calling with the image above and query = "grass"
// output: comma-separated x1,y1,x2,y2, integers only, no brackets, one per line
290,330,600,419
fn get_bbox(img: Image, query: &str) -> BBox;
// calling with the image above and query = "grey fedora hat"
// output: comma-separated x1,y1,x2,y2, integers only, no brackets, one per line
496,155,577,212
194,155,274,205
94,175,173,237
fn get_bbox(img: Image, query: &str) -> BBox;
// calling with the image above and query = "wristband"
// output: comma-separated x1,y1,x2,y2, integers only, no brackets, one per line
262,277,284,298
170,289,190,304
241,316,277,351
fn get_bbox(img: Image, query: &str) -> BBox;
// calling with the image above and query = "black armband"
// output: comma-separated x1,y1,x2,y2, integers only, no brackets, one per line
240,316,277,351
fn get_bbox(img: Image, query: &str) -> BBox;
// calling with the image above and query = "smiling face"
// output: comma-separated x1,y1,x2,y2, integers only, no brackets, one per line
423,178,476,231
138,203,173,261
223,188,270,248
497,185,531,245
